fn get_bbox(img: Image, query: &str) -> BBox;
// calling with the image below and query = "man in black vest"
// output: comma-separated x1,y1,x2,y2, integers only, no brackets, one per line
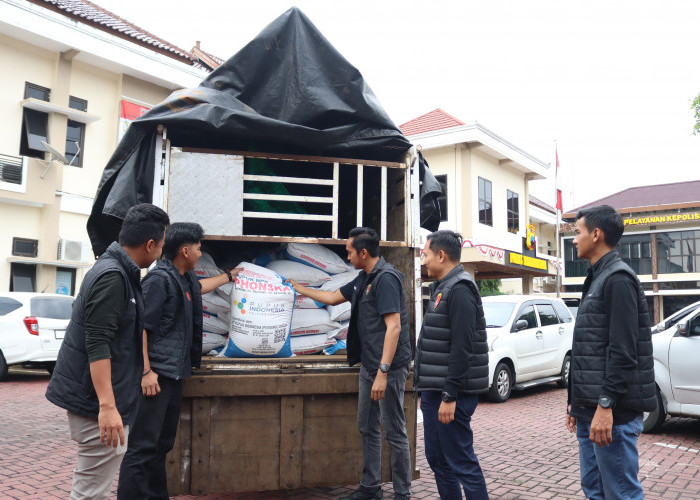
46,203,170,500
288,227,412,500
566,205,655,500
416,230,489,500
117,222,239,499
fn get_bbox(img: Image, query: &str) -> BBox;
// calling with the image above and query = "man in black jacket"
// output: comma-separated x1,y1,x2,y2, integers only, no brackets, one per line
117,222,239,499
288,227,412,500
416,230,489,500
566,205,655,500
46,203,170,500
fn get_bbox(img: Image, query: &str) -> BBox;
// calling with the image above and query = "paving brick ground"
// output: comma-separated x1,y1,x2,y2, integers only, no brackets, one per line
1,368,699,499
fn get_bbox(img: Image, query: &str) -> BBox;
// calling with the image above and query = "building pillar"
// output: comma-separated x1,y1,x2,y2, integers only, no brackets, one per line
522,275,534,295
650,232,660,323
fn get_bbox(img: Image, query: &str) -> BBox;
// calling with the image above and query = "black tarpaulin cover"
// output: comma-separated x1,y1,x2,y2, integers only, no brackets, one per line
87,7,437,255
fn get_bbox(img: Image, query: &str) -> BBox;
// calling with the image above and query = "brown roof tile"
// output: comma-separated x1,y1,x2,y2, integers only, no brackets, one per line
568,179,700,215
28,0,204,68
529,194,556,215
399,108,466,136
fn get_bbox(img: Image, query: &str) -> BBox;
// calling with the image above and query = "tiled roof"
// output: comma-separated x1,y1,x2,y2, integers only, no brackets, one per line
28,0,203,67
567,180,700,215
399,109,466,136
191,41,224,71
529,194,556,215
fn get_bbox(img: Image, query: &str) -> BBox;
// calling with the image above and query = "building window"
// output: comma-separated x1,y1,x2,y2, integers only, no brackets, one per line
65,97,87,167
478,177,492,226
12,237,38,257
564,233,653,277
20,83,50,159
435,174,448,222
10,263,35,292
657,230,700,274
55,267,76,296
507,190,519,233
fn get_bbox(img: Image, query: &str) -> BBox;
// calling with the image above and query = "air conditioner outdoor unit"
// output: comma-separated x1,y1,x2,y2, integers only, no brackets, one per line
57,239,92,262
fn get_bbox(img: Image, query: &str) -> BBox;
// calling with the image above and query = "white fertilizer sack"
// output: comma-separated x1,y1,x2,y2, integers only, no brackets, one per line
202,292,231,320
219,263,294,358
319,269,360,291
290,334,336,355
327,320,350,340
202,332,228,354
290,308,340,336
203,311,228,334
284,243,348,275
194,252,222,280
294,292,324,309
326,302,351,322
266,260,331,287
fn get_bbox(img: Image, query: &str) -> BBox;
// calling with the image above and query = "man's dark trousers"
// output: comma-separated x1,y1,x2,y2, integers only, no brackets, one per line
117,376,182,500
420,391,488,500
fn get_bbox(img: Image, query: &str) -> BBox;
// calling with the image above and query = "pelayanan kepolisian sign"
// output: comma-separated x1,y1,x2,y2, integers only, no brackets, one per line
623,212,700,226
507,251,548,271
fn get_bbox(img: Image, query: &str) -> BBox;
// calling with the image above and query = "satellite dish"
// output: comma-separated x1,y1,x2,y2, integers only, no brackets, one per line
38,141,74,179
41,141,69,164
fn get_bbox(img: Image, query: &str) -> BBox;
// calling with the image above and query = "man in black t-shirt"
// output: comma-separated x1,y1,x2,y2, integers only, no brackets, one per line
288,227,412,500
117,223,240,500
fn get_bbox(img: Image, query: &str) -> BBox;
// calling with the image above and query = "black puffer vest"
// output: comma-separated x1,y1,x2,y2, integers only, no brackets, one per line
571,251,656,411
414,265,489,394
46,242,144,424
346,257,412,371
142,258,204,380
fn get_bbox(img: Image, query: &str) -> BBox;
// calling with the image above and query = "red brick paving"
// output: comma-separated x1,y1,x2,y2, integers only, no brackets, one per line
1,368,699,499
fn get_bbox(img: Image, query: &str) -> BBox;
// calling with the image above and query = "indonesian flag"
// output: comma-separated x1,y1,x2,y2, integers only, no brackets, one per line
555,149,563,213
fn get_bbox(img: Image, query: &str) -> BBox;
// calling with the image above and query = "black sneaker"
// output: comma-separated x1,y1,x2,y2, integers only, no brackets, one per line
340,486,384,500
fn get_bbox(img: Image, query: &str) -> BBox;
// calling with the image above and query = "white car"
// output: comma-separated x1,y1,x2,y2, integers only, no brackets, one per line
0,292,74,379
643,306,700,432
650,299,700,334
482,295,574,403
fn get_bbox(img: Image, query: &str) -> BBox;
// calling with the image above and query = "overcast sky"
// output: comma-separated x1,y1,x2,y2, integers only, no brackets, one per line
96,0,700,210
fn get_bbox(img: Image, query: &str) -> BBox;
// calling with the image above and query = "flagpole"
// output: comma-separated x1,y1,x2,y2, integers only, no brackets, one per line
555,143,561,298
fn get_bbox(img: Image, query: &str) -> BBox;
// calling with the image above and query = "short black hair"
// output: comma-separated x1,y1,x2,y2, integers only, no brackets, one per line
349,227,379,257
163,222,205,260
576,205,624,247
118,203,170,247
426,230,463,262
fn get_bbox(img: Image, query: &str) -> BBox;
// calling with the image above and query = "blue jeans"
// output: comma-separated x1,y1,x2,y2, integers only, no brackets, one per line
420,391,488,500
357,365,412,499
576,416,644,500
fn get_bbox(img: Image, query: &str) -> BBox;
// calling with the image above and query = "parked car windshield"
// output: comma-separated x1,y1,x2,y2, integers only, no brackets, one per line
483,302,516,328
30,297,73,319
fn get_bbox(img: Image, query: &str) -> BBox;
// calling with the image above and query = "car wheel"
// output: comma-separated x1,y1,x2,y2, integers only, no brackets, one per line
488,363,512,403
557,354,571,388
0,350,8,381
642,387,666,433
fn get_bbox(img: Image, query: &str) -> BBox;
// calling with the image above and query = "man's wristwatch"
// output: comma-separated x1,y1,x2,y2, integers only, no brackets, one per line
598,396,615,409
441,391,457,403
379,363,390,374
225,270,233,282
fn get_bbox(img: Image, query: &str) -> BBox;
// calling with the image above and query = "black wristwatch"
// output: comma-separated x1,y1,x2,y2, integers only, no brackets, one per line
598,396,615,409
441,391,457,403
379,363,390,374
225,270,233,282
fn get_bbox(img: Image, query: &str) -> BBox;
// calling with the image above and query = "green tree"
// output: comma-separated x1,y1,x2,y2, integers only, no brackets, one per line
477,278,502,297
692,94,700,135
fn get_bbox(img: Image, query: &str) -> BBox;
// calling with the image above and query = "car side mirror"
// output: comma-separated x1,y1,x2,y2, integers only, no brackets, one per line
657,323,666,332
514,319,529,331
678,320,689,337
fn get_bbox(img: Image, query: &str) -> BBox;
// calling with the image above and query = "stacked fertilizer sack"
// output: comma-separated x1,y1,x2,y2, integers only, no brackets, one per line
194,244,358,357
265,243,358,355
